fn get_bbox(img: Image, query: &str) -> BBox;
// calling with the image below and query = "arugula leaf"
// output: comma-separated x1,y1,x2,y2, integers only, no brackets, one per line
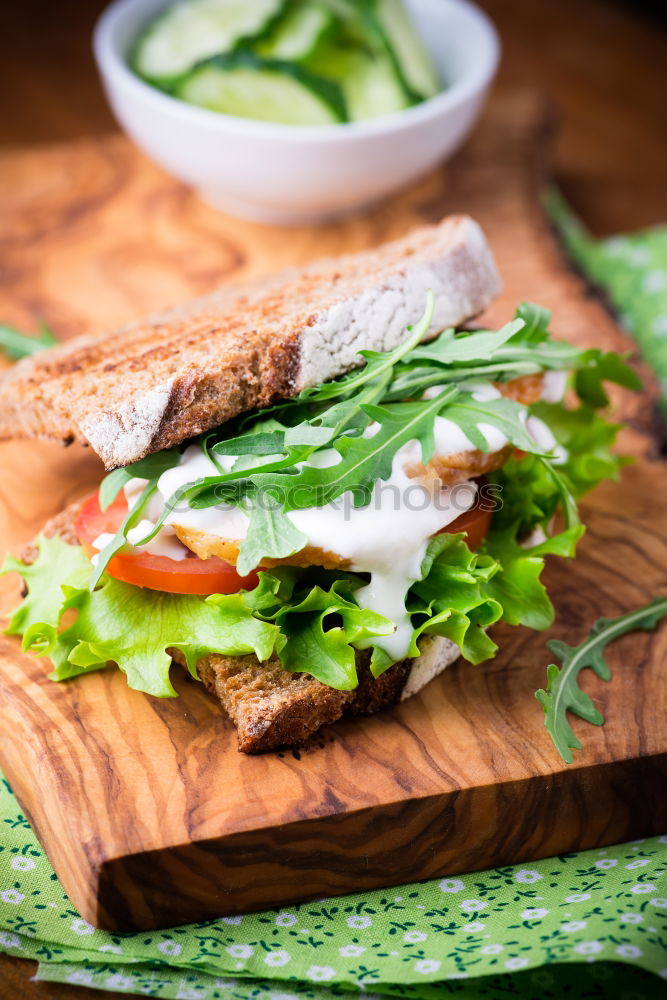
405,317,524,366
236,495,307,577
252,388,457,516
88,482,157,590
0,320,58,360
513,302,551,342
98,449,180,511
439,393,542,453
536,597,667,763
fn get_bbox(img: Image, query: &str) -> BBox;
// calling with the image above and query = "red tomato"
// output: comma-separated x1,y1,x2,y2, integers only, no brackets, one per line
439,504,493,550
74,492,259,595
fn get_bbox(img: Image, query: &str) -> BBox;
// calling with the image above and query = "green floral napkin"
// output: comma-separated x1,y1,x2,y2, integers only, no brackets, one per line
0,773,665,997
546,188,667,414
2,202,667,997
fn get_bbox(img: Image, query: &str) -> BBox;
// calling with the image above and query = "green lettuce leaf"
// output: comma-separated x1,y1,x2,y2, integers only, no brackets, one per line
3,537,278,697
1,535,91,652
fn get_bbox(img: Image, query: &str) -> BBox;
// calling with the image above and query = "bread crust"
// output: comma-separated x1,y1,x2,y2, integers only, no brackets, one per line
0,216,500,468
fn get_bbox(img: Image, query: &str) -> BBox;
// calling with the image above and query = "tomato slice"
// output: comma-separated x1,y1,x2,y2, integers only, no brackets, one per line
439,504,493,550
74,492,259,595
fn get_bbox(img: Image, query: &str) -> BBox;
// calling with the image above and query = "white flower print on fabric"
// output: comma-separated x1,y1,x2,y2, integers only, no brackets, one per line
98,943,123,954
0,931,21,949
573,941,604,955
414,959,441,975
630,883,656,894
67,972,93,986
565,892,591,903
339,944,365,958
619,912,643,923
459,899,487,913
561,920,587,932
274,912,297,927
10,856,36,871
504,957,529,970
594,859,618,870
226,944,253,959
70,918,94,936
480,943,503,955
157,940,182,957
265,949,291,968
346,915,372,929
625,859,651,869
514,869,542,884
615,944,642,958
104,974,133,990
463,921,485,933
306,966,336,982
0,889,24,904
439,878,465,893
221,915,243,925
521,908,549,920
643,271,667,293
176,990,202,1000
650,898,667,908
403,930,427,944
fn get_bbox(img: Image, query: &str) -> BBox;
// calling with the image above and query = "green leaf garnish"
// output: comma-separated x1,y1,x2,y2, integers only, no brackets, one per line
536,598,667,763
0,321,58,361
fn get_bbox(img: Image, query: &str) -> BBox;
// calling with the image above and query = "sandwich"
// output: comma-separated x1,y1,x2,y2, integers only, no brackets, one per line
0,216,637,753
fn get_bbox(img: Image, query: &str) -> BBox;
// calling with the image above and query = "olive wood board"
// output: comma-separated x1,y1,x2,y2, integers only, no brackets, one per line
0,93,665,932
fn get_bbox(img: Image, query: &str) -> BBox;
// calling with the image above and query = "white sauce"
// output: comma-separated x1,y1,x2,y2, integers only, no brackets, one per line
119,378,567,660
526,415,568,464
541,370,568,403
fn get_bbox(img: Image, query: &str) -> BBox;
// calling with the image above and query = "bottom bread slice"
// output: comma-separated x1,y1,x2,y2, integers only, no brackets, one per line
25,502,461,753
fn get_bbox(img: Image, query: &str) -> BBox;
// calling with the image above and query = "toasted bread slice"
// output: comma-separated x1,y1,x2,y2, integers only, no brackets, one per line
0,216,499,469
23,502,460,753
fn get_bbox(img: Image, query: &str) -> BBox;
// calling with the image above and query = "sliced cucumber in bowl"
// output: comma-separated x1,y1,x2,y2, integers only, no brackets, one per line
256,2,335,61
177,52,347,125
307,43,411,122
365,0,441,100
133,0,284,83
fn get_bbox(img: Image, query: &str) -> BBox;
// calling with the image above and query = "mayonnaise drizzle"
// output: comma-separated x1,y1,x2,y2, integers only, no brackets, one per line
120,378,555,660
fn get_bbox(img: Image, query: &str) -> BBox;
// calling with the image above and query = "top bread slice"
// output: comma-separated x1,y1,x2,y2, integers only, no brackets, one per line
0,216,500,469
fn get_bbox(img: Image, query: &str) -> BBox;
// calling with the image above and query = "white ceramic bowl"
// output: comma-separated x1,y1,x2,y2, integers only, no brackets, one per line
94,0,500,224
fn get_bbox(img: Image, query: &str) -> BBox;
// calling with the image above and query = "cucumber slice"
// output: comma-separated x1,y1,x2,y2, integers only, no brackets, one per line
256,3,334,61
308,44,409,121
133,0,284,83
368,0,440,100
177,54,346,125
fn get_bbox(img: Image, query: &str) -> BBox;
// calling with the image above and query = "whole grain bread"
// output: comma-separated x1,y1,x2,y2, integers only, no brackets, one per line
24,502,460,753
0,216,499,469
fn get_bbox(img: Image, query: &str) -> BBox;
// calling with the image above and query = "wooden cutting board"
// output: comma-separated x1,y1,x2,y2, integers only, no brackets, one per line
0,93,665,933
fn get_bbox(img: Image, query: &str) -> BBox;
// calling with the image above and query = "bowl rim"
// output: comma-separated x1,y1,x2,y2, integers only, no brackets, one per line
94,0,500,143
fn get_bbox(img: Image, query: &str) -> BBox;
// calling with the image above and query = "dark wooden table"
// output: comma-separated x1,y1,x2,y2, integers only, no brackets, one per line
0,1,665,996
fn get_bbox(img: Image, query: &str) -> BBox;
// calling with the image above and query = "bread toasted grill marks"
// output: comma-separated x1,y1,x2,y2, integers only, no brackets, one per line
19,503,462,753
0,217,500,469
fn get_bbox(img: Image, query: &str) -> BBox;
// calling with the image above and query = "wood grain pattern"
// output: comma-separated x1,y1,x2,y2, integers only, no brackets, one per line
0,94,665,932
